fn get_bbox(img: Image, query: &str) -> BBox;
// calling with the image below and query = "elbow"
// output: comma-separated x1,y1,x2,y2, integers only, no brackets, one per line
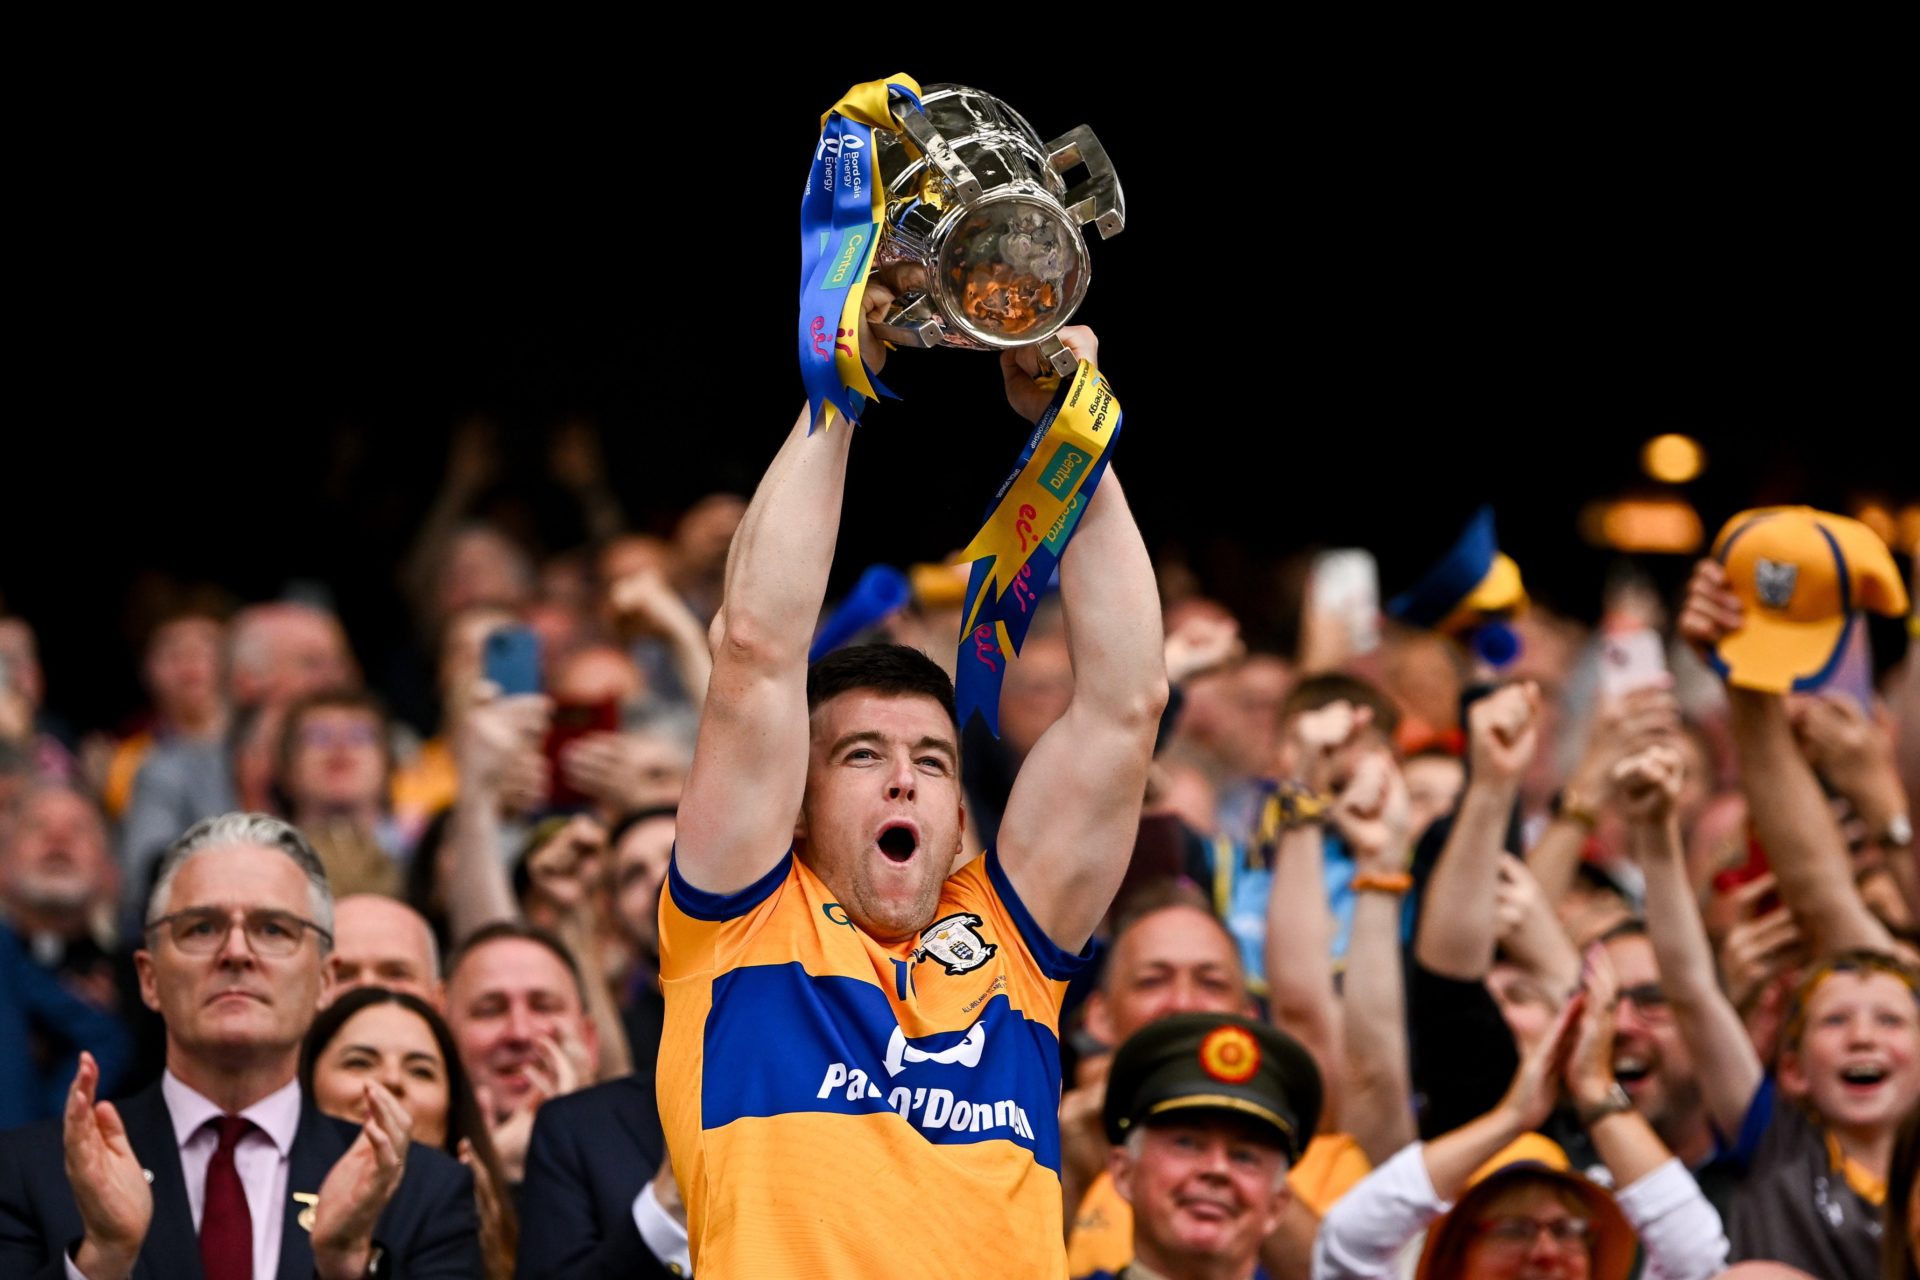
1112,674,1172,736
712,611,801,673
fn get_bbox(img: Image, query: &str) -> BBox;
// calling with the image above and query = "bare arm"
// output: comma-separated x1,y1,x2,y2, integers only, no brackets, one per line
1414,683,1541,981
1422,994,1582,1199
1337,753,1418,1166
445,692,550,944
1622,745,1762,1140
1678,557,1896,955
1729,689,1895,954
1262,823,1342,1126
675,404,856,894
1788,693,1915,920
612,568,714,718
1529,686,1681,905
997,332,1168,950
1493,854,1582,1001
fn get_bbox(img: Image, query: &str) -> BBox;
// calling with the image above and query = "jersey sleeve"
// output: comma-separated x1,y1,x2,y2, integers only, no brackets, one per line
659,846,796,979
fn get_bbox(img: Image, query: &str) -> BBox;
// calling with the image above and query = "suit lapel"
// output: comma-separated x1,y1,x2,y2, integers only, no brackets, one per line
278,1099,346,1280
118,1087,205,1280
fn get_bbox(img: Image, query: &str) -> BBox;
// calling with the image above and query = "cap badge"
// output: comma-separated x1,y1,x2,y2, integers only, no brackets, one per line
1198,1025,1260,1084
1755,558,1798,611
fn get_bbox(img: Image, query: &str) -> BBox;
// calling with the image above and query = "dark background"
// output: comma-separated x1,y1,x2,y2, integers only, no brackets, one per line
5,50,1911,732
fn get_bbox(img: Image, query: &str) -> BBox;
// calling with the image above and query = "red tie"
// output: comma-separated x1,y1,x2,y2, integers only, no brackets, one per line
200,1115,254,1280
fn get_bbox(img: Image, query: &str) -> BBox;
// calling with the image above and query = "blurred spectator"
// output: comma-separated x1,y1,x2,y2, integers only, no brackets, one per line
277,689,405,896
119,599,358,927
446,922,602,1184
327,893,444,1007
663,492,743,626
97,609,228,819
0,615,78,785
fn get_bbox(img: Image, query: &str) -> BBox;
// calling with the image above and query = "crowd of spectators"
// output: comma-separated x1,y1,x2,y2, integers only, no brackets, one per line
1,403,1916,1278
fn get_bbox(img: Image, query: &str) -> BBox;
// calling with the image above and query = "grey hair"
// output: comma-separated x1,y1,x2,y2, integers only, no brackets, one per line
146,813,334,951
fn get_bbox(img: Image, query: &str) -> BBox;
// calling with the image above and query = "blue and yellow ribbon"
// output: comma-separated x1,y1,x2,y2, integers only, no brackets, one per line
798,74,922,432
955,361,1122,734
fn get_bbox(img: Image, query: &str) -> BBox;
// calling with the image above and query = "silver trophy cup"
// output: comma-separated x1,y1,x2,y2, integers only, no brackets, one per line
869,84,1124,377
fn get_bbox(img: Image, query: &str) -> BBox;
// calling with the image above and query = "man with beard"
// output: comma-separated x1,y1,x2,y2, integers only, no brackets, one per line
1591,919,1742,1214
660,308,1165,1276
0,785,141,1111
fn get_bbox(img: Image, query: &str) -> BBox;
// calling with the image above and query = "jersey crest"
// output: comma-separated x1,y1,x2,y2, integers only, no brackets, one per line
913,912,998,975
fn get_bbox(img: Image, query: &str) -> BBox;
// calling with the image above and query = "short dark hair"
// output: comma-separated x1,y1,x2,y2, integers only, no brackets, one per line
806,643,958,734
448,920,587,1005
1280,673,1401,740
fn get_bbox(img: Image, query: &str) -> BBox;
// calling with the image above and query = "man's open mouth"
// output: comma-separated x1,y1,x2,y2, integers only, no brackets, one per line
1613,1055,1653,1086
877,822,919,863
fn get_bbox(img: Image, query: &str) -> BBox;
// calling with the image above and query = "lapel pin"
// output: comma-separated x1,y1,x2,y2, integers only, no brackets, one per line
293,1192,319,1233
142,1169,154,1184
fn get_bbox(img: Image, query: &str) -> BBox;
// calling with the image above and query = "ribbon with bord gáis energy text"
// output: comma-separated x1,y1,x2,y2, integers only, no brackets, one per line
955,361,1123,736
799,74,922,433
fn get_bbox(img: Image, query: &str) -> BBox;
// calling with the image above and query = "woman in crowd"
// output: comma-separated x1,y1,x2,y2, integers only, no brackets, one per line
301,986,518,1280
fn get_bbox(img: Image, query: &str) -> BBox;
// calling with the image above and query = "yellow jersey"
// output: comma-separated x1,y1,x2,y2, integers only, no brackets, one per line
659,847,1089,1278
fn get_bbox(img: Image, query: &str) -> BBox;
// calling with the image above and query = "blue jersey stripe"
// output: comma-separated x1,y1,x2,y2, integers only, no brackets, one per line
984,849,1095,981
668,846,793,921
701,961,1066,1173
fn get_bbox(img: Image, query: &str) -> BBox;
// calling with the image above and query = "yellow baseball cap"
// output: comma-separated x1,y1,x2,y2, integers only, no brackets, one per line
1710,506,1909,694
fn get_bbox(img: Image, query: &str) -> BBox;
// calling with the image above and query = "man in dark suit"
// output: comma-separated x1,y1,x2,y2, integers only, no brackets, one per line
0,812,481,1280
515,1074,682,1279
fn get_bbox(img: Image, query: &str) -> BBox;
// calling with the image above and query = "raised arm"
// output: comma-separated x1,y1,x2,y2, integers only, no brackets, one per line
674,293,896,894
1261,701,1365,1123
996,330,1169,950
1414,682,1541,981
1564,946,1731,1280
1679,558,1896,955
1333,750,1419,1166
1620,743,1762,1141
1529,686,1681,906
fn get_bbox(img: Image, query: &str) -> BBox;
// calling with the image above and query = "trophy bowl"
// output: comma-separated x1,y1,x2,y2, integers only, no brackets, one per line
869,84,1124,376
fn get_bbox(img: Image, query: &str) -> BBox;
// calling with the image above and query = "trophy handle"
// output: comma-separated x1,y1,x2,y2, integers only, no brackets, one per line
894,102,985,203
1033,335,1079,379
1043,126,1126,240
869,290,945,348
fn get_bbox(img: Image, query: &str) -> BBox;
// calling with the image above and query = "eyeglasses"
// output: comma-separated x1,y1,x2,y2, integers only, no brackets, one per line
1478,1215,1593,1249
146,907,333,957
1618,983,1672,1020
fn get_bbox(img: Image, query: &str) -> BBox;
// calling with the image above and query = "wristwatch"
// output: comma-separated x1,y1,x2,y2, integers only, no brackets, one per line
1576,1082,1634,1128
1259,781,1330,839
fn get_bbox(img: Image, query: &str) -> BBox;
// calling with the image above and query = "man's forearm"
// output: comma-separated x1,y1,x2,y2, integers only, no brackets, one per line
1415,779,1517,979
446,786,517,945
1056,474,1166,729
1728,689,1893,953
1634,819,1762,1140
715,405,854,661
1263,826,1340,1100
1343,887,1414,1165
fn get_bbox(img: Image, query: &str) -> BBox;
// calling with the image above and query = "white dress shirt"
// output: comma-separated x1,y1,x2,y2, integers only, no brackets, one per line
69,1072,303,1280
632,1180,692,1275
